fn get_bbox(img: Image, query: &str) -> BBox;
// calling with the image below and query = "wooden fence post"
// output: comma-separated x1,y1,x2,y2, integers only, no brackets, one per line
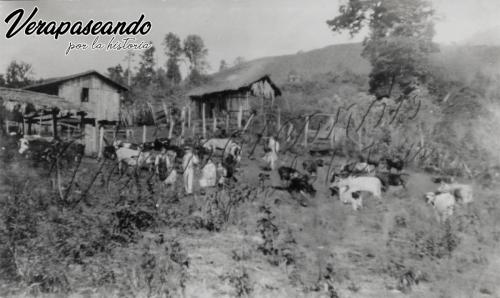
162,101,169,125
79,113,85,140
304,116,309,147
27,118,32,135
225,112,229,132
277,108,281,134
168,119,174,139
213,110,217,132
93,124,98,154
202,103,206,139
142,125,147,143
237,104,243,129
52,109,59,139
242,112,255,133
181,107,186,138
22,118,27,135
98,126,104,159
330,115,335,148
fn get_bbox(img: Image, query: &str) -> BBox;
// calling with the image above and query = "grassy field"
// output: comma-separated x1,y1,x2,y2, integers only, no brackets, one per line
1,137,500,298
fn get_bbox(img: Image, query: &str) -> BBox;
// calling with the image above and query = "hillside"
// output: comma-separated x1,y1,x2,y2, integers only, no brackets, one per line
213,43,500,85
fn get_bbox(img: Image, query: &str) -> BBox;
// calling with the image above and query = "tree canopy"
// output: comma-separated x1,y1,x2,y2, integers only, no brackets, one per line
327,0,438,99
2,60,34,89
163,32,183,84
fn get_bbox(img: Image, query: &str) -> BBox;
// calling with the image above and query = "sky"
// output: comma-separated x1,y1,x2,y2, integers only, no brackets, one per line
0,0,499,79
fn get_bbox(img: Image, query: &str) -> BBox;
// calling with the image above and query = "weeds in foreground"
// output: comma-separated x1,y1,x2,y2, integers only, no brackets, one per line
222,267,253,298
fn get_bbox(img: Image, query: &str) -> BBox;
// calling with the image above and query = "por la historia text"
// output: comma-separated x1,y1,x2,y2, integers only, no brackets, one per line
5,6,151,39
65,36,152,55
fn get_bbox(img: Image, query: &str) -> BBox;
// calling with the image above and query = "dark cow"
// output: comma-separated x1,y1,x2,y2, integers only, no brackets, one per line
385,157,404,172
19,137,84,165
288,175,316,196
278,166,300,183
375,172,408,189
431,176,454,184
302,159,324,177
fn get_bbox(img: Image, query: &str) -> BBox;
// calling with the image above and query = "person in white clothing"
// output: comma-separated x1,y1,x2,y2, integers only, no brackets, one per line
199,158,217,188
182,147,199,195
263,136,280,170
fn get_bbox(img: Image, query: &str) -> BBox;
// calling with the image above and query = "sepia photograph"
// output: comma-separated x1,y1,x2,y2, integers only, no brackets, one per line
1,0,500,297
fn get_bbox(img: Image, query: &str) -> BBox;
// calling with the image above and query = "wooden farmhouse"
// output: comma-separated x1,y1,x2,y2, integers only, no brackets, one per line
0,70,128,156
187,72,281,133
24,70,128,122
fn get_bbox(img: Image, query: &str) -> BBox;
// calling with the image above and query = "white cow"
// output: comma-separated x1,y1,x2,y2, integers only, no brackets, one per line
202,138,235,152
331,176,383,210
202,138,241,161
331,176,383,201
18,135,54,155
425,192,456,223
437,182,474,204
114,146,155,174
338,187,363,210
353,162,376,174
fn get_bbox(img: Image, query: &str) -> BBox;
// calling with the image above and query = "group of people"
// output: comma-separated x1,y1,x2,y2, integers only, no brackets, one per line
152,134,280,196
154,145,231,196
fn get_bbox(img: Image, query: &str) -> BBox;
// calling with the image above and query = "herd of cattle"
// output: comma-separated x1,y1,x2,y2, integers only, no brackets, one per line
3,132,475,223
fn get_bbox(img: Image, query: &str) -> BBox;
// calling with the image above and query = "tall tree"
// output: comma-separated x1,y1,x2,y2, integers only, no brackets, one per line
4,60,34,88
107,64,126,85
134,44,156,88
327,0,438,99
123,51,135,86
183,34,209,75
163,32,183,84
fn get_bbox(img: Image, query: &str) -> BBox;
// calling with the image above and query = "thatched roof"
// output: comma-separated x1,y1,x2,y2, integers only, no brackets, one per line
24,70,128,92
0,87,87,116
187,62,281,100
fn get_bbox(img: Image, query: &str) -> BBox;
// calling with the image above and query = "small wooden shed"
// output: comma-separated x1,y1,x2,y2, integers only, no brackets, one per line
187,73,281,130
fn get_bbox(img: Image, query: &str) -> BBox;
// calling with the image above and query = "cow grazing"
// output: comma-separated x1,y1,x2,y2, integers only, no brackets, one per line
202,138,236,153
202,138,241,162
302,159,324,177
287,175,316,197
330,176,384,203
425,192,455,223
18,137,54,162
375,172,408,190
105,144,155,174
437,183,473,204
337,188,363,210
18,136,84,165
431,176,455,184
385,157,404,172
341,162,375,175
278,166,300,183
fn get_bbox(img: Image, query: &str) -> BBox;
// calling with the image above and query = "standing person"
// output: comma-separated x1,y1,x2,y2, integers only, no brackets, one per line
200,158,217,188
155,147,178,186
263,135,280,170
182,147,199,195
155,147,178,208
